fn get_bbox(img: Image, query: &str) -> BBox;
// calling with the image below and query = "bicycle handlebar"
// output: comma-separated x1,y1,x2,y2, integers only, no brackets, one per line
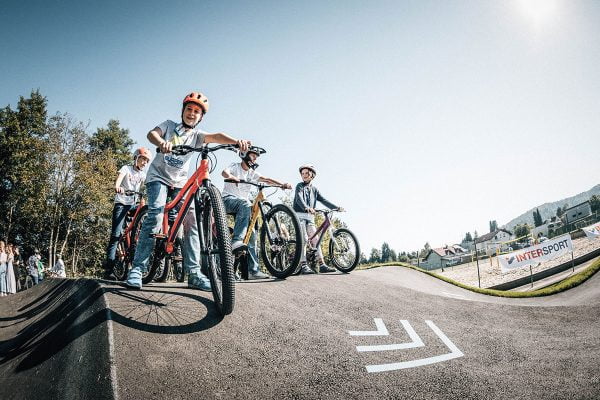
314,208,343,214
156,144,266,156
224,179,286,190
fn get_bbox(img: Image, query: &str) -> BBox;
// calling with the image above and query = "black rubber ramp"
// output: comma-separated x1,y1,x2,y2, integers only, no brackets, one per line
0,279,114,400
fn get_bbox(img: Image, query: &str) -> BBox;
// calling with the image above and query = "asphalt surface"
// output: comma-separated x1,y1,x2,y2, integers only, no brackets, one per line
2,266,599,399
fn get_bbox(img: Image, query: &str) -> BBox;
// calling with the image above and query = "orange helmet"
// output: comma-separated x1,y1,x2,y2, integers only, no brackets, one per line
183,92,210,114
134,147,152,160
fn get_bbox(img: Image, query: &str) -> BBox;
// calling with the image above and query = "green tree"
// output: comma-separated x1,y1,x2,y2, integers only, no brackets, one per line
0,90,49,243
463,232,473,242
381,242,391,263
514,224,531,240
89,119,135,169
533,208,543,227
419,242,431,258
359,253,368,264
389,249,397,262
369,248,381,263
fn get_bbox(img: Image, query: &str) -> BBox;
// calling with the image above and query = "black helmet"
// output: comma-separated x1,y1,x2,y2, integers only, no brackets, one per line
239,146,266,170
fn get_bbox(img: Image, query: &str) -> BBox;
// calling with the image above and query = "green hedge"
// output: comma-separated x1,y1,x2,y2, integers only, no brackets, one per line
357,259,600,298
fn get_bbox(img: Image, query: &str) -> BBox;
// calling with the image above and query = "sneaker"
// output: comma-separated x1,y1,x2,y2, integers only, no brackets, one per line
300,264,315,275
125,267,143,289
319,264,336,273
188,269,212,291
248,270,270,280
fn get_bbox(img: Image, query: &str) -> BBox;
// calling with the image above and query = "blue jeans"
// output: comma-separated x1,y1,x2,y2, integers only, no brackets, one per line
223,195,259,274
131,181,201,275
106,203,133,264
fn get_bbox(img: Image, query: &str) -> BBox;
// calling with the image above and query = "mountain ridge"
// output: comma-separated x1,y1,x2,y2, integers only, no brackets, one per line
502,184,600,230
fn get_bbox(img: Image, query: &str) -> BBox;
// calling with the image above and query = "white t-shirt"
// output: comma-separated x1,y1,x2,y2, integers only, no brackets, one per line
53,259,66,278
145,120,206,188
222,162,262,200
114,165,146,205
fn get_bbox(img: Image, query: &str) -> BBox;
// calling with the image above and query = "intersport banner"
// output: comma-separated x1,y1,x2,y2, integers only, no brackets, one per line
498,234,573,273
582,223,600,239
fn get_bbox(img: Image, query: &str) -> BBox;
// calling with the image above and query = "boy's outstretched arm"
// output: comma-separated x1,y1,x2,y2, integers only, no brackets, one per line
258,176,291,189
315,188,340,210
204,132,250,152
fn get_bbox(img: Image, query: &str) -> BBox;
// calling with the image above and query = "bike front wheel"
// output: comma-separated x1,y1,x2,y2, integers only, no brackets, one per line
329,228,360,273
260,204,302,279
196,184,235,315
113,238,129,281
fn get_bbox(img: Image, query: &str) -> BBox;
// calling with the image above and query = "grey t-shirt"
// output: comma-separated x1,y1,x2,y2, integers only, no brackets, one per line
145,120,206,188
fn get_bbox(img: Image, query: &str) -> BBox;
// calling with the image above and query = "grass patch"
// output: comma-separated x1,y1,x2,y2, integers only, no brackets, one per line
357,259,600,298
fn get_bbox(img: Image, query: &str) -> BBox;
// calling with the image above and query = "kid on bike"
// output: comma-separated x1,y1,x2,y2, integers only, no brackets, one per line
125,91,250,290
293,164,343,274
221,149,291,279
103,147,151,279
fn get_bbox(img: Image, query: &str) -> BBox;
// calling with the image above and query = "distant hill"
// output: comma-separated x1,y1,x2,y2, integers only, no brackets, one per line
503,184,600,230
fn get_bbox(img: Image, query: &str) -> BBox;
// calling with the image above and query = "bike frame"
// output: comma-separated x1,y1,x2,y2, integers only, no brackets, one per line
159,157,211,255
230,182,285,246
306,210,337,251
121,194,146,249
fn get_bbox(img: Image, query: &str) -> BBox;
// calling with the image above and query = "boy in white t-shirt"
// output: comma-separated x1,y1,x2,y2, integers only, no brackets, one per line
104,147,151,279
221,149,291,279
125,91,251,290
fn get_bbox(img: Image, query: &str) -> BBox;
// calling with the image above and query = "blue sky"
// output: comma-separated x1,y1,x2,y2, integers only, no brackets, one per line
2,0,599,254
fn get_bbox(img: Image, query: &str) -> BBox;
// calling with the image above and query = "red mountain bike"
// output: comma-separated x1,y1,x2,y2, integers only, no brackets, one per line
112,191,153,281
135,144,238,315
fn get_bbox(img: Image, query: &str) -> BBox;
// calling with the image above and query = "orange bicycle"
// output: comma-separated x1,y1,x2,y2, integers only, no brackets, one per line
224,179,302,279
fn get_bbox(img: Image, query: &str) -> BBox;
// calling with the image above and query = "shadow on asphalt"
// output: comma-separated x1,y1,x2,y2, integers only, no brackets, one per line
104,286,223,334
0,279,224,374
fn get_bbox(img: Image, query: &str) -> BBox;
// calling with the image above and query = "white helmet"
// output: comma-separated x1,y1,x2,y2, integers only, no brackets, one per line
299,164,316,177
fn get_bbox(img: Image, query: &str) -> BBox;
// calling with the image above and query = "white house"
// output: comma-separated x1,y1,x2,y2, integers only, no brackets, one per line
474,229,514,255
421,244,468,270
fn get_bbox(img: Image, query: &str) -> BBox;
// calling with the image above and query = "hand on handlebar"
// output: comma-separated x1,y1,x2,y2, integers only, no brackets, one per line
237,140,251,152
281,183,292,190
115,187,124,194
159,141,173,154
306,207,316,215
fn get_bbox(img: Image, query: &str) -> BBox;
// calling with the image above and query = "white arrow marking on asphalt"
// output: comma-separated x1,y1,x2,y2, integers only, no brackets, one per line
365,320,464,373
348,318,389,336
357,320,424,352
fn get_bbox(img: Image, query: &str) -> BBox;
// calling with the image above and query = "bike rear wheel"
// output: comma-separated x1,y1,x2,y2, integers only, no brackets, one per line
260,204,302,279
329,228,360,273
196,184,235,315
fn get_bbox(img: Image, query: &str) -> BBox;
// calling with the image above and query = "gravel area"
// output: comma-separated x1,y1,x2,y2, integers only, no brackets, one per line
435,237,600,288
